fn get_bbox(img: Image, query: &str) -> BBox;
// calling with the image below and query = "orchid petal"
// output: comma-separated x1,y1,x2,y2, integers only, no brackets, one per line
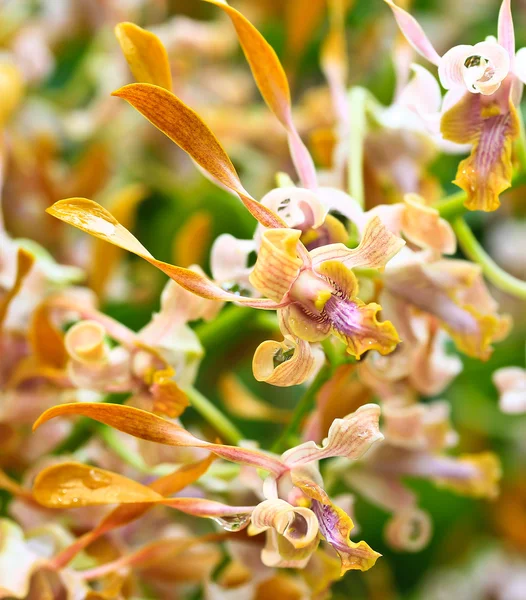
203,0,317,189
150,368,190,418
282,404,383,466
283,303,331,343
260,187,327,231
64,320,109,365
514,47,526,84
493,366,526,414
28,303,68,369
115,22,172,90
260,529,317,569
46,199,285,309
401,194,456,254
316,260,401,357
310,216,405,270
173,210,213,268
249,228,302,302
384,508,432,552
434,452,501,499
293,479,380,573
398,64,442,115
112,83,285,228
33,403,287,475
441,93,519,211
251,499,319,549
90,183,147,297
383,1,441,66
210,234,255,287
498,0,515,60
51,454,216,568
438,44,475,89
0,248,34,329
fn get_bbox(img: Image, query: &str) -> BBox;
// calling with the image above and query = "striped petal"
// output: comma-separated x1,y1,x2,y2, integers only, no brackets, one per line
203,0,317,189
249,229,303,302
33,403,287,475
282,404,383,466
112,83,285,229
46,199,285,310
441,90,519,211
310,216,405,270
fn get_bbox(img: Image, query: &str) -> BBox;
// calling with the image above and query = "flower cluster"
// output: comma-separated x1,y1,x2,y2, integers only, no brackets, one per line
0,1,524,599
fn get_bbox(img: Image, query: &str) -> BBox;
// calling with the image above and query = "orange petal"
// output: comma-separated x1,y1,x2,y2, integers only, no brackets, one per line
441,92,519,211
90,183,148,297
0,248,34,328
204,0,317,188
33,402,287,475
46,198,285,309
29,303,68,369
150,368,190,418
172,210,213,268
112,83,285,228
33,462,164,508
0,62,24,126
115,22,172,90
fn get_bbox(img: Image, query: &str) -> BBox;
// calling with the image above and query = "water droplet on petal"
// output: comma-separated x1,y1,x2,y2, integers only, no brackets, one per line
213,513,251,532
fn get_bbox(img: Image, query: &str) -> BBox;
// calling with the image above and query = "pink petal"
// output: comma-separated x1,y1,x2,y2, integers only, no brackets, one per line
438,44,474,89
384,1,441,66
498,0,515,61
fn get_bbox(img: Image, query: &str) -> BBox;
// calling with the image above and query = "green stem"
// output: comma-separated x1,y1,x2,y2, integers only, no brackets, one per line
184,386,244,445
94,424,151,473
196,305,255,350
453,217,526,300
271,362,333,453
515,108,526,173
347,87,367,207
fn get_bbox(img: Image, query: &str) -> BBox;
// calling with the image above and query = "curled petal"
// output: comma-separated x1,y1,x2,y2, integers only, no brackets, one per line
311,499,380,573
115,22,172,90
33,403,287,475
384,508,432,552
204,0,317,189
0,248,34,329
251,499,319,549
441,92,519,211
401,194,456,254
46,199,285,310
282,404,383,466
260,187,327,231
438,44,475,89
383,1,441,66
493,366,526,414
64,320,109,365
260,529,317,569
249,229,303,302
310,216,405,270
112,83,285,228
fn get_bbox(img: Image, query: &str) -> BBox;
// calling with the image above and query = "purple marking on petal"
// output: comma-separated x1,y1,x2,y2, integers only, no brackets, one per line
311,500,343,548
323,296,369,339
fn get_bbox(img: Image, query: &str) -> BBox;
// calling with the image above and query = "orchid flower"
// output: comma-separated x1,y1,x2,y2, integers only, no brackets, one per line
384,0,526,211
44,6,406,388
32,401,384,574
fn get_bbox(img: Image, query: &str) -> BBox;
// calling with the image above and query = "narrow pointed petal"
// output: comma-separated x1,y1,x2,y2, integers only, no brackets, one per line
383,1,441,66
498,0,515,60
310,216,405,270
282,404,383,466
249,229,302,302
89,183,147,296
115,22,172,90
112,83,285,228
441,92,519,211
46,199,285,309
0,248,34,328
33,403,287,475
51,455,216,568
250,499,319,549
203,0,317,189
